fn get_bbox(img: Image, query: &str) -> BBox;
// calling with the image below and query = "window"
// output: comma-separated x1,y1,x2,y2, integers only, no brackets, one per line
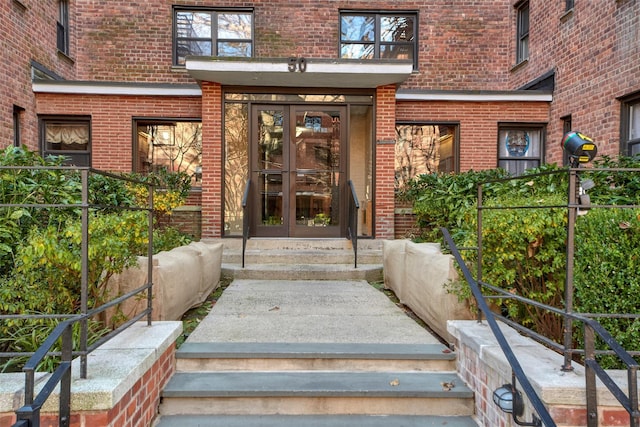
13,106,24,147
57,0,69,54
565,0,575,12
516,1,529,64
134,120,203,187
621,94,640,157
394,123,458,190
340,11,417,69
41,117,91,166
173,7,253,66
498,124,544,175
561,115,572,165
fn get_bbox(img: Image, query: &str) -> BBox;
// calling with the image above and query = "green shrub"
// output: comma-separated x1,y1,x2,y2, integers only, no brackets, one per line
407,159,640,367
573,207,640,368
0,146,195,371
402,168,509,241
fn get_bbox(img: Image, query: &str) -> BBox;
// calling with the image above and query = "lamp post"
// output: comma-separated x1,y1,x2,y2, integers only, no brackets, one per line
560,131,598,371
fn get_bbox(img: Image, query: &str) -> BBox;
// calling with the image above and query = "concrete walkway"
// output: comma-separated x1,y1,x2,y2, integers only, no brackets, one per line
185,279,442,345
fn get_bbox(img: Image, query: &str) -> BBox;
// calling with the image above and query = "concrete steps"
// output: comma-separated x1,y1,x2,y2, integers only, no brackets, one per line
154,343,477,426
206,238,384,281
155,415,479,427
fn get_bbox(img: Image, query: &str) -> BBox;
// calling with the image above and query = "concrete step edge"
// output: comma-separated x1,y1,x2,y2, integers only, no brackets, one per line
162,371,472,398
176,342,455,361
153,414,479,427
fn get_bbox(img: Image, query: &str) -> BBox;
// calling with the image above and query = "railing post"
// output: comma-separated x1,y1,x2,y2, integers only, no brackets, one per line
562,168,578,371
59,324,72,427
80,169,90,379
147,182,154,326
584,324,598,427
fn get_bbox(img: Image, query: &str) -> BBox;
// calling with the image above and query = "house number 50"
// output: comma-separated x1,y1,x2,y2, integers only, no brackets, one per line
288,57,307,73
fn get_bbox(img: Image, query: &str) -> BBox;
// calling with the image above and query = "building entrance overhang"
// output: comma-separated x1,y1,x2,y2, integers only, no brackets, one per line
185,57,413,88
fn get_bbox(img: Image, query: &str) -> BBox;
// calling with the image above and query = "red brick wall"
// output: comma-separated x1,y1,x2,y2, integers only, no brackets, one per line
375,85,397,239
396,100,550,171
0,343,176,427
65,0,513,91
201,82,223,238
35,93,202,172
509,1,640,162
1,0,76,149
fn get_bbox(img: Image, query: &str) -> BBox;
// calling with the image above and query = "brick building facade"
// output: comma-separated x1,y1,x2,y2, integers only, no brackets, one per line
2,0,639,239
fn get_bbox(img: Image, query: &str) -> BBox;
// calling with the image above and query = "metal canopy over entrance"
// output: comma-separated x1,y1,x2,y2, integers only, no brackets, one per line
186,58,413,88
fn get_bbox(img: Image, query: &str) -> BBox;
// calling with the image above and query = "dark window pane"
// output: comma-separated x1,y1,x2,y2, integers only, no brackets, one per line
218,41,252,57
341,15,375,42
177,40,212,64
381,16,414,42
176,12,211,38
218,13,252,39
380,44,413,60
341,43,374,59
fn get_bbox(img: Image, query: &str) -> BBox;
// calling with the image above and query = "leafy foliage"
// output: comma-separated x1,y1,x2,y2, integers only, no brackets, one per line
401,168,509,241
0,146,194,371
406,158,640,368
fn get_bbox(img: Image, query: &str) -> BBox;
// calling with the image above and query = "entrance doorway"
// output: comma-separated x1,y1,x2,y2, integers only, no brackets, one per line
251,105,347,237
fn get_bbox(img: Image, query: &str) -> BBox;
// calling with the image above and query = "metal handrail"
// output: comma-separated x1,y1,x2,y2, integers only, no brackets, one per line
442,227,556,427
444,227,640,426
241,178,251,268
0,166,155,427
347,180,360,268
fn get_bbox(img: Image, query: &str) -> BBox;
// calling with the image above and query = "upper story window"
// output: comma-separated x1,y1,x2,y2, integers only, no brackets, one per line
13,106,24,147
173,7,253,66
515,1,529,64
57,0,69,54
498,124,544,175
621,93,640,157
40,116,91,167
565,0,575,12
340,11,417,70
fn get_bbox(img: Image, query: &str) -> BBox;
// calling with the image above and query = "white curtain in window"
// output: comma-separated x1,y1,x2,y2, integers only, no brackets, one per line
46,124,89,146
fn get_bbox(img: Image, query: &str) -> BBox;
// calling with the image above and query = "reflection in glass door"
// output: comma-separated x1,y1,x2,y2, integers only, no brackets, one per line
251,105,346,237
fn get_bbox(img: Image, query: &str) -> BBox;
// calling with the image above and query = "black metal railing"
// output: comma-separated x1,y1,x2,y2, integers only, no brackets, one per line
347,180,360,268
444,165,640,426
442,227,556,427
444,226,640,427
0,166,154,427
241,178,251,268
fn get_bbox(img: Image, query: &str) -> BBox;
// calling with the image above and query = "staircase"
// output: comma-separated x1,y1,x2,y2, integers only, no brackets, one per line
155,343,476,427
218,238,384,282
153,239,478,427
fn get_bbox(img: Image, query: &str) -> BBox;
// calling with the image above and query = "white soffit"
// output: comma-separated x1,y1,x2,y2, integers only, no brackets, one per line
186,58,414,88
32,81,202,96
396,90,553,102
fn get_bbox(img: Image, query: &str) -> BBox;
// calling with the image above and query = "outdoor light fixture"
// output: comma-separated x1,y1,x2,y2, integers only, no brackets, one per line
492,381,542,426
561,131,598,166
561,131,598,213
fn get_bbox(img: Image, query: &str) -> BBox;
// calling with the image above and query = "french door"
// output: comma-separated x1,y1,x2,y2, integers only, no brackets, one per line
251,105,347,237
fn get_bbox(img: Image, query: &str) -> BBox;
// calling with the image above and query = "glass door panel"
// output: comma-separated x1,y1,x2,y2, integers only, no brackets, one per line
291,108,344,237
252,106,288,236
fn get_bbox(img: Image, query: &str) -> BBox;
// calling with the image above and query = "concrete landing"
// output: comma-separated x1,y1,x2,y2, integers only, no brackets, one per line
185,279,443,345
